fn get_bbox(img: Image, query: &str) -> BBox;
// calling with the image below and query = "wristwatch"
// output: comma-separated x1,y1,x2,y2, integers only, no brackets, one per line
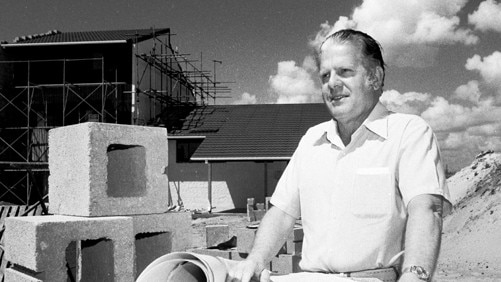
402,265,431,281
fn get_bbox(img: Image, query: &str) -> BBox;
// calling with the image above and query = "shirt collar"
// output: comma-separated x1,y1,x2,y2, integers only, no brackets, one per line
362,102,389,139
324,102,390,145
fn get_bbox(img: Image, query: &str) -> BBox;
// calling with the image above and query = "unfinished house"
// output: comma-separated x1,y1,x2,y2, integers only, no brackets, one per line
0,28,228,206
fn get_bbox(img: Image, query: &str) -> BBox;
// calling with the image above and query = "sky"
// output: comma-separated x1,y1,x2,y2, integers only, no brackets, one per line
1,0,500,171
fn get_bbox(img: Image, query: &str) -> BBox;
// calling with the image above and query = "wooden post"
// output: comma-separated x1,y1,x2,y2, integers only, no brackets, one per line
206,160,212,212
264,162,268,198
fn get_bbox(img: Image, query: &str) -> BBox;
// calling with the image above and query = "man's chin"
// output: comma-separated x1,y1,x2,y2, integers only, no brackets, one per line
324,103,347,118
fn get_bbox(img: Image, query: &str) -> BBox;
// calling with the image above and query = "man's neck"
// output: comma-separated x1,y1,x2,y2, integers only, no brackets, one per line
336,104,377,146
337,120,362,146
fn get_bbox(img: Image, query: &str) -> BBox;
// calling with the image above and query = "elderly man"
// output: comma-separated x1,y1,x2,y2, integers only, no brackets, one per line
228,29,451,282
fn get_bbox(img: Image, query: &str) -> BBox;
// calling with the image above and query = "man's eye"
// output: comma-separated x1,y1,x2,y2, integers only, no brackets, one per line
321,73,330,81
340,69,353,75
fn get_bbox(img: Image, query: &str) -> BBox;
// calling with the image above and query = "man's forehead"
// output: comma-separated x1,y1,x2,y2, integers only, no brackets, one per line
319,40,363,66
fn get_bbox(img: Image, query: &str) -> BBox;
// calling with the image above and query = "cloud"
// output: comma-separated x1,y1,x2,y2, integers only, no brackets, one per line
442,131,481,151
310,0,478,68
442,124,501,152
454,80,481,103
233,92,257,104
380,90,432,115
301,55,318,73
269,60,320,104
465,51,501,86
309,19,356,50
378,86,501,160
421,97,501,133
468,0,501,33
379,82,501,169
414,50,501,170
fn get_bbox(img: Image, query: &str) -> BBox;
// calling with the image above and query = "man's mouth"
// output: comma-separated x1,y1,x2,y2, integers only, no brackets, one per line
328,95,348,102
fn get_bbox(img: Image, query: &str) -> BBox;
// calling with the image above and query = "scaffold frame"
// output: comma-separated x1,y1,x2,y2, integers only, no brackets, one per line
0,28,231,205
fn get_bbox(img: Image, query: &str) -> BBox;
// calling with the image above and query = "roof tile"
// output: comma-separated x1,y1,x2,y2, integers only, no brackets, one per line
9,28,170,44
168,103,330,161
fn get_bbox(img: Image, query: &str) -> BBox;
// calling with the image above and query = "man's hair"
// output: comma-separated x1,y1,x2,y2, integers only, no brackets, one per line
316,29,386,87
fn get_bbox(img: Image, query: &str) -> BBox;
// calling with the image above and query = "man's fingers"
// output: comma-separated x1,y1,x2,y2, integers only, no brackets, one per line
226,260,263,282
260,269,271,282
241,270,254,282
226,265,245,282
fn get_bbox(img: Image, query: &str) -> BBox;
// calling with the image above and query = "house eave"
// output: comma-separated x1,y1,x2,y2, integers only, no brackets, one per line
191,156,291,162
2,40,128,47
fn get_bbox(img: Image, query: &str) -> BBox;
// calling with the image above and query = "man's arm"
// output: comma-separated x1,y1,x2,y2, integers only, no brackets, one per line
399,194,444,282
227,206,296,282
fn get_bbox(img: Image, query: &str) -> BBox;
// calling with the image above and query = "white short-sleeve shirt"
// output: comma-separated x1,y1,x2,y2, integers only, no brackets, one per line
270,102,451,273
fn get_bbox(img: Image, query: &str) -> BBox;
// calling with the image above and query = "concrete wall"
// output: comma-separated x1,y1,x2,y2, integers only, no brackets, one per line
167,140,288,211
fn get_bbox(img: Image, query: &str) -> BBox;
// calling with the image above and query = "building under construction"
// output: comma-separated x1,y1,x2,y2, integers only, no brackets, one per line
0,28,230,205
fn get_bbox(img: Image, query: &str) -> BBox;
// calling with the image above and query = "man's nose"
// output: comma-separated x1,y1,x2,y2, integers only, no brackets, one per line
328,75,342,90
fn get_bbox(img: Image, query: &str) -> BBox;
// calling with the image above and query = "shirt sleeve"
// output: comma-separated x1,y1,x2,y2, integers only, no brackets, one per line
397,117,452,209
269,135,306,219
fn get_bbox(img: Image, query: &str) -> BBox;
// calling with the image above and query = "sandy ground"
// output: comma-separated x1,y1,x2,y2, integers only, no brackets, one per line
190,152,501,281
434,152,501,281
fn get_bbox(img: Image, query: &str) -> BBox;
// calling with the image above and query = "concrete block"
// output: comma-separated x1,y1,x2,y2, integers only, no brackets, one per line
4,268,43,282
189,248,232,259
253,210,266,221
48,122,169,216
247,198,255,206
4,215,134,282
247,198,255,221
286,227,304,242
236,228,256,254
271,254,301,275
265,197,271,210
132,212,192,278
283,240,302,255
205,225,229,248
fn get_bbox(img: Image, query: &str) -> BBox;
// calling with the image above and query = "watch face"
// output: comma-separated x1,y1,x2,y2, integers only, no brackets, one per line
411,266,430,280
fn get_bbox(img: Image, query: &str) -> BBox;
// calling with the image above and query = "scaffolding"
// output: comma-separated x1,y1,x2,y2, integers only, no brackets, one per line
132,32,231,125
0,29,231,205
0,57,125,205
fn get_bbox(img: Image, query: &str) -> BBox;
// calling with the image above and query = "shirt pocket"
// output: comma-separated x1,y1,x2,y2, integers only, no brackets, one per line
350,167,393,218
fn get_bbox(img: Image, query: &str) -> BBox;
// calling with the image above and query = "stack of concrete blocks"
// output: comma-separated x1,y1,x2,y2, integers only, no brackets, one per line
246,197,270,222
191,223,303,275
4,122,191,281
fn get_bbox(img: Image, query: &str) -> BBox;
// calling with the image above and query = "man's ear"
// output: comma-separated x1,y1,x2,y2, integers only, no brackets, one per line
370,66,384,90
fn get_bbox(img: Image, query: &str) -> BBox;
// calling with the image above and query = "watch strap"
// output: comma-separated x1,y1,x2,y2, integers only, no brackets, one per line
402,265,431,281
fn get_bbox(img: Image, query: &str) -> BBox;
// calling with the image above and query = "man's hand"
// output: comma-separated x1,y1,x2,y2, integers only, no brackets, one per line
226,258,270,282
226,206,296,281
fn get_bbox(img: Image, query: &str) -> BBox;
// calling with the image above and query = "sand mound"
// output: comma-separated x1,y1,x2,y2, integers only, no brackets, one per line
435,151,501,281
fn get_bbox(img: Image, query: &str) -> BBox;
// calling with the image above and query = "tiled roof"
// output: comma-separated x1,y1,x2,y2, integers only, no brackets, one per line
168,103,331,161
167,106,231,136
8,28,170,44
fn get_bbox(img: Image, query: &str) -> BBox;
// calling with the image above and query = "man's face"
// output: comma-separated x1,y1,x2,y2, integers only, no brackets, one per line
319,40,378,124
